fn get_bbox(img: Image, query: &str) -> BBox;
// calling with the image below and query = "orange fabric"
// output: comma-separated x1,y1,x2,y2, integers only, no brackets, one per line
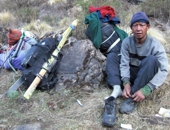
7,28,22,46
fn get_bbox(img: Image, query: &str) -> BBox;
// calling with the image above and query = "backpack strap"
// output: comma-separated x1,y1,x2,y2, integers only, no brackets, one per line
106,38,120,53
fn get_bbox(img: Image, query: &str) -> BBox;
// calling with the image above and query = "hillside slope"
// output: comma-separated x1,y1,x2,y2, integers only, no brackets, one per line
0,0,170,130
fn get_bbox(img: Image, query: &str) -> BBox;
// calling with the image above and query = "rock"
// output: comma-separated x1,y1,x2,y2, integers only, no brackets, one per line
55,37,106,91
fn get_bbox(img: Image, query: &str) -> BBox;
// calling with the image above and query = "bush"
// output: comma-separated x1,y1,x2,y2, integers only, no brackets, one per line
17,7,38,23
140,0,170,24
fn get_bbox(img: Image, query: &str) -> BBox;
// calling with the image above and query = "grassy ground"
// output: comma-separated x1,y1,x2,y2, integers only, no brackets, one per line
0,0,170,130
0,70,170,130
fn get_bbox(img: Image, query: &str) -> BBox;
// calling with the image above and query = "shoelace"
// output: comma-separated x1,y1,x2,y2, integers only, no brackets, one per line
127,98,138,106
105,100,115,114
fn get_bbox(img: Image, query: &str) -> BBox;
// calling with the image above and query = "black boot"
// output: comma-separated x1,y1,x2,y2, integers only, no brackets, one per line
102,96,116,127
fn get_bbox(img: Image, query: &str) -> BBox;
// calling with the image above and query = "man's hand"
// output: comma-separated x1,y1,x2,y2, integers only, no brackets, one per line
122,83,131,98
132,90,145,102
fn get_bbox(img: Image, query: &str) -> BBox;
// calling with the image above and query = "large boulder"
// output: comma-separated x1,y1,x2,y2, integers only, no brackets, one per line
55,37,106,90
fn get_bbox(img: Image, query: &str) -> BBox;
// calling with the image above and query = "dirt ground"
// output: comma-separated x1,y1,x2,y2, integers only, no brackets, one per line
0,57,170,130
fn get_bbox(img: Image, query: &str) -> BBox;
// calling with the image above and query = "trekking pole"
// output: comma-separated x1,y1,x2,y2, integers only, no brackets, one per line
24,19,79,99
11,29,25,59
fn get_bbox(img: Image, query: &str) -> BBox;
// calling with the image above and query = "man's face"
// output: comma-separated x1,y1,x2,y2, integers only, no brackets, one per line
131,22,150,40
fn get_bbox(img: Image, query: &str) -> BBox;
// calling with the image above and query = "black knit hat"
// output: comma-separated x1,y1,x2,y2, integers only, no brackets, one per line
130,11,149,27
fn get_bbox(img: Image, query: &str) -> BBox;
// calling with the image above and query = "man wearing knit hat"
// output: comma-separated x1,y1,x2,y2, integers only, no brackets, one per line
119,11,168,113
102,11,168,127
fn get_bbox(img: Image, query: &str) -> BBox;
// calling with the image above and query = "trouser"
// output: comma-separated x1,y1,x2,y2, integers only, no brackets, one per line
106,54,159,92
130,55,159,94
106,52,122,87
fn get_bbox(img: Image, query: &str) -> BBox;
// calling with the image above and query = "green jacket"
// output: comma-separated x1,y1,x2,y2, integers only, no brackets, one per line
84,12,128,49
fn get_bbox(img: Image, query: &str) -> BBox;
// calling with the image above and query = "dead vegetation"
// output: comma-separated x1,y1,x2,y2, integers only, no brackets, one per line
0,0,170,130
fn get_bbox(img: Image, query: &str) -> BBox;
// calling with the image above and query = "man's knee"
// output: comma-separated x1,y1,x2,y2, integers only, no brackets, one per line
147,55,158,62
107,52,120,63
141,55,159,66
107,52,117,59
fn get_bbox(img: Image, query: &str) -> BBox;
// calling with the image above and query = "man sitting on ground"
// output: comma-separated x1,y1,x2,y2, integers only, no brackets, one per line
102,11,168,127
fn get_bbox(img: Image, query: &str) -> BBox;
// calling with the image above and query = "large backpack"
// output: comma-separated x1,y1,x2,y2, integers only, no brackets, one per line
85,22,121,55
21,37,62,90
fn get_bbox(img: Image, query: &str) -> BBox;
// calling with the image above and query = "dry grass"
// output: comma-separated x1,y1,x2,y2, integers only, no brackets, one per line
148,27,167,45
1,70,170,129
0,11,15,27
23,20,53,39
48,0,63,5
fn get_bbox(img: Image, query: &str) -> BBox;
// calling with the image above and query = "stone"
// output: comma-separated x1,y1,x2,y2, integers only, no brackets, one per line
55,37,106,90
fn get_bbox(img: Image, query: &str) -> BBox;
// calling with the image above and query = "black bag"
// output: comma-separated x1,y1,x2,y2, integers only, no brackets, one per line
85,22,121,55
21,38,62,90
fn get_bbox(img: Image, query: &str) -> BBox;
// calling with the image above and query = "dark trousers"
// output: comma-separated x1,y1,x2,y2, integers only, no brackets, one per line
106,54,159,92
130,55,159,94
106,52,121,87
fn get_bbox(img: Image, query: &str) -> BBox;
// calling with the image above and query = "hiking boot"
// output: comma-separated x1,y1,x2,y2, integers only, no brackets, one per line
119,98,137,114
102,96,116,127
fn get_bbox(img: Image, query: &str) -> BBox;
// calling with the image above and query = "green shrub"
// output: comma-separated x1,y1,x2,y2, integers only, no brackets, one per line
17,7,38,23
140,0,170,24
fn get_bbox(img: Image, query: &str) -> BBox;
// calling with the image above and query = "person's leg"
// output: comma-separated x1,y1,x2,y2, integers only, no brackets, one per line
106,52,122,99
120,55,159,114
131,55,159,94
102,52,122,127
